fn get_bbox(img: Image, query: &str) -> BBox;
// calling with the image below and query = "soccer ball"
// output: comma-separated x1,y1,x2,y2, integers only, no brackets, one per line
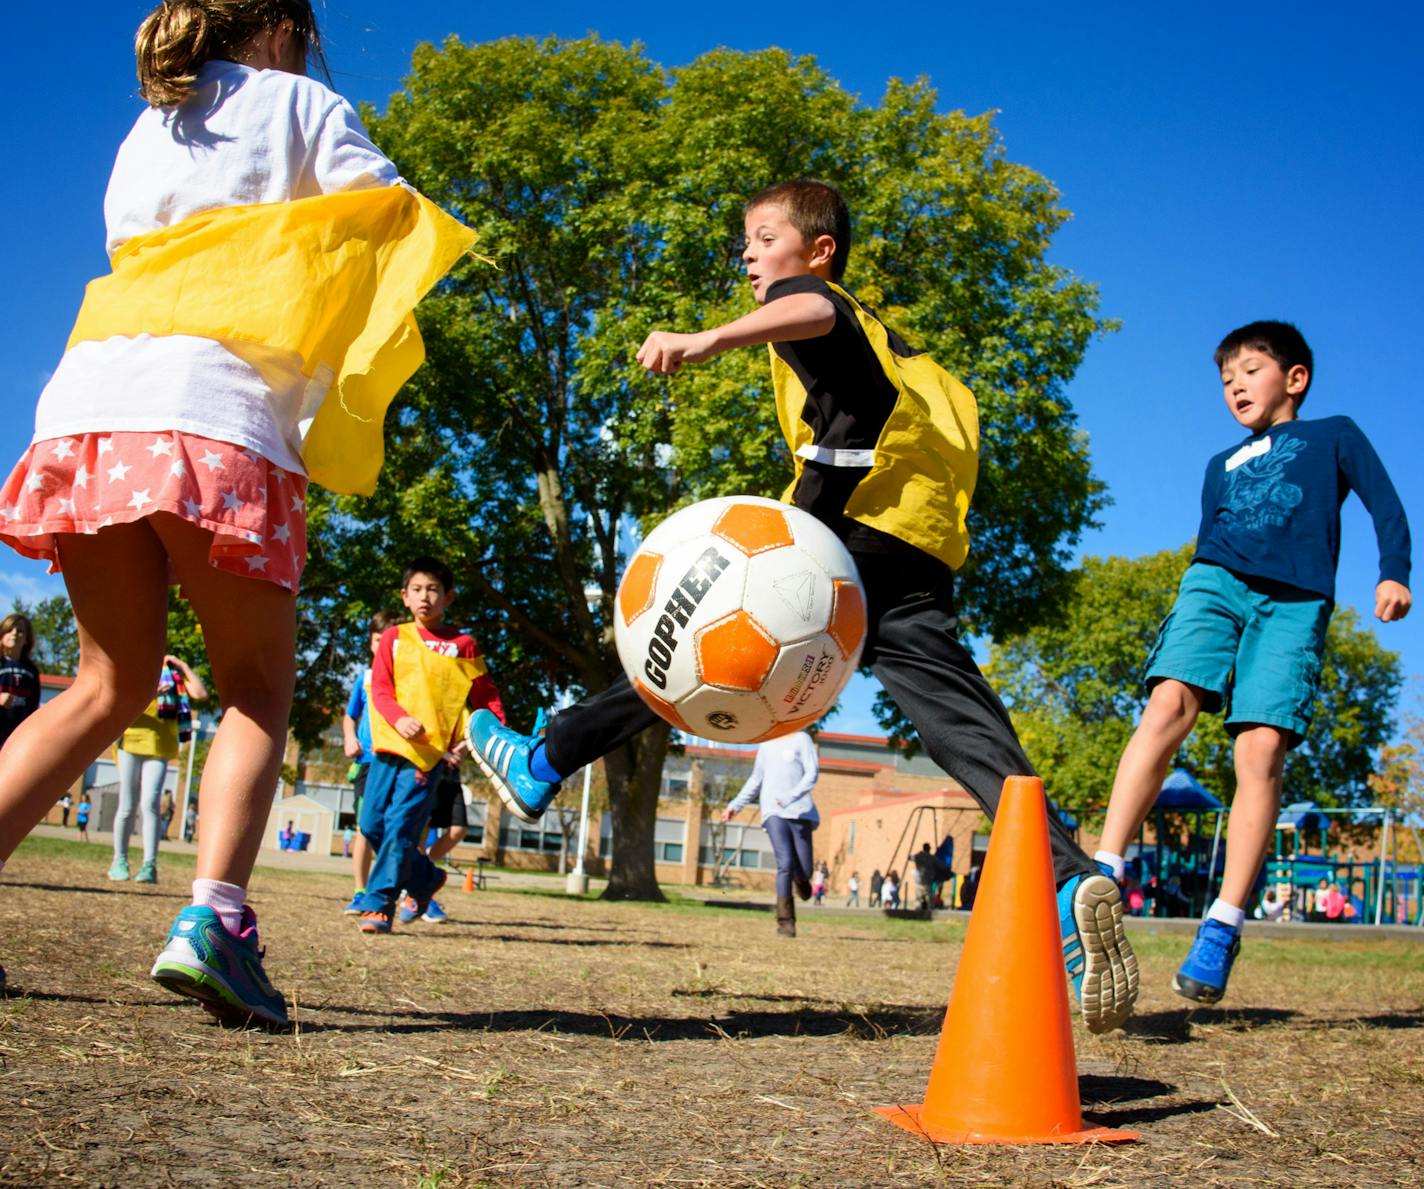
614,496,867,743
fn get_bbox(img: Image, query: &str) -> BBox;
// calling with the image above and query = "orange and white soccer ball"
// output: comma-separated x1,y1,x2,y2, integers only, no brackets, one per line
613,496,867,743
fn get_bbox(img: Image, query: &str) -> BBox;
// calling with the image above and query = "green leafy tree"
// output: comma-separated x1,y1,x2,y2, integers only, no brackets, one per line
11,593,213,694
13,595,80,676
296,37,1113,899
988,543,1405,809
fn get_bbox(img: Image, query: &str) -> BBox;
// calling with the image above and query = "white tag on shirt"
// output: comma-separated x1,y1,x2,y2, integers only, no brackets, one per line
1225,435,1271,473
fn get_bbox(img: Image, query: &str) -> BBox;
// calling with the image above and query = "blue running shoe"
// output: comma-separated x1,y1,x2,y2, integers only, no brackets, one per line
1174,918,1241,1004
422,898,450,924
409,867,447,922
1057,872,1139,1034
150,906,288,1029
343,891,365,915
466,709,559,822
398,894,422,925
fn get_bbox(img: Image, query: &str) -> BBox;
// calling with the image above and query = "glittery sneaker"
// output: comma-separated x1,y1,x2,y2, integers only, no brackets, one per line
150,905,288,1028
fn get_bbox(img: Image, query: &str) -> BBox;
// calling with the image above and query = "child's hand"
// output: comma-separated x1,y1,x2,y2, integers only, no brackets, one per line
342,738,362,759
394,715,426,741
1376,580,1412,622
448,739,470,762
720,807,735,822
636,330,716,375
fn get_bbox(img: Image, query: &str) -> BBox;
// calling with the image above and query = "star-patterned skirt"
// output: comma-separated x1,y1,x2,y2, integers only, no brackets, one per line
0,431,307,591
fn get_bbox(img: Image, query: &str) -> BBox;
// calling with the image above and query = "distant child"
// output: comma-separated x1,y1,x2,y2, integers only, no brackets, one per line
341,610,400,913
110,654,207,885
721,730,820,937
466,178,1137,1032
76,796,92,842
356,557,504,934
0,613,41,751
882,870,900,910
847,872,860,908
1096,321,1411,1006
0,1,472,1026
869,869,883,908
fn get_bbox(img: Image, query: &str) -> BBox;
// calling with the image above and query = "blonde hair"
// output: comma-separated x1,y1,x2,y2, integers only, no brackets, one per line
134,0,323,107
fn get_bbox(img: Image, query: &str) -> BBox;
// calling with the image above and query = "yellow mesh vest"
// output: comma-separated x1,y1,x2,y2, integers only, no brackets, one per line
769,281,979,569
66,184,477,496
368,623,486,772
119,697,180,760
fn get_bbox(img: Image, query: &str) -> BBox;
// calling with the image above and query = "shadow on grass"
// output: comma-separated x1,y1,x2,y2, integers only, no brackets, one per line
295,1002,946,1039
1123,1005,1424,1043
0,881,187,900
1,986,196,1008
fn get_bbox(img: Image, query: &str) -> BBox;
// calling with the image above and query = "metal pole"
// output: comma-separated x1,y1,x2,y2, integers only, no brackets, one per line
1375,810,1391,926
179,726,199,841
566,764,593,894
1203,808,1225,919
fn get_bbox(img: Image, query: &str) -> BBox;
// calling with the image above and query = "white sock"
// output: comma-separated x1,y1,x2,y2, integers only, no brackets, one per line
1094,850,1126,881
1207,898,1246,930
192,879,246,934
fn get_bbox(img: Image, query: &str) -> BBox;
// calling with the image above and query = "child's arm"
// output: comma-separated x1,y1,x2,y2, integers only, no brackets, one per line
1339,420,1412,622
636,292,836,375
164,655,208,702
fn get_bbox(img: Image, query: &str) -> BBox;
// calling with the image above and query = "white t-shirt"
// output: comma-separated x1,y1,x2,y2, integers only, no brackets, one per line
33,60,400,472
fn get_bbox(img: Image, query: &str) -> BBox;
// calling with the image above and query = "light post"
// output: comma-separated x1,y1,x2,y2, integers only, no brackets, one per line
566,762,593,895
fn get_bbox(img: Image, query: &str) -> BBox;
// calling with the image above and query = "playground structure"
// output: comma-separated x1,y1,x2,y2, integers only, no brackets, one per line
1110,770,1423,926
1263,803,1424,926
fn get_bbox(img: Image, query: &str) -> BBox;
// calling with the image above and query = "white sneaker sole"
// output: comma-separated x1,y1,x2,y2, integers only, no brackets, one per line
1073,874,1139,1033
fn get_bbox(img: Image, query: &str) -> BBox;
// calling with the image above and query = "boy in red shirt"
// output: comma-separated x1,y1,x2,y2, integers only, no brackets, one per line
356,556,503,933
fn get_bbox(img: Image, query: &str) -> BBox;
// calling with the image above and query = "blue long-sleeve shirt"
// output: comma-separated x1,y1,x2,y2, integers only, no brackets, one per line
1193,415,1410,601
726,732,820,824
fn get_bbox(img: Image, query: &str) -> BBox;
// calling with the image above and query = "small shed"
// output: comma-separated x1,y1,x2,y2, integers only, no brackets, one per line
265,793,335,856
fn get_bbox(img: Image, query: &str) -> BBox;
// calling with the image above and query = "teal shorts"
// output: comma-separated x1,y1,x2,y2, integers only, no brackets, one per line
1144,562,1332,745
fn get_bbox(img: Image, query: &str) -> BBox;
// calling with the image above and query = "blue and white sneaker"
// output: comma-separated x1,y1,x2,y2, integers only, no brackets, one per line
1174,918,1241,1004
343,891,365,915
422,899,449,924
151,905,288,1029
466,709,559,823
1057,870,1138,1034
398,894,422,925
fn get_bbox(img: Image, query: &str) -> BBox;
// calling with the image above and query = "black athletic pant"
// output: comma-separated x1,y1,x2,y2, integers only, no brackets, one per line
543,546,1093,887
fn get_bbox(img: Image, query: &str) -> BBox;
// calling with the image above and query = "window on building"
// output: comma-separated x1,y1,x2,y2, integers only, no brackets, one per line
847,820,856,856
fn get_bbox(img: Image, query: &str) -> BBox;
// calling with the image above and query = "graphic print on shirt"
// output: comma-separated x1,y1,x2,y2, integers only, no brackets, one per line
1220,433,1308,534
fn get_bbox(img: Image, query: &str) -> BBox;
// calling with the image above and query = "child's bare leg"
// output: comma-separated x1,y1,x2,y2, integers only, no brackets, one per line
428,826,466,865
1217,724,1289,908
352,832,371,886
0,523,169,859
1099,679,1206,857
151,514,295,887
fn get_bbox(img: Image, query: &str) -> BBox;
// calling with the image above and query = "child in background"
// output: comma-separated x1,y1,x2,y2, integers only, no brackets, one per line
0,0,472,1025
356,557,504,934
0,614,41,752
847,872,860,907
76,796,92,842
341,610,400,913
110,654,207,884
1096,321,1410,1006
882,870,900,910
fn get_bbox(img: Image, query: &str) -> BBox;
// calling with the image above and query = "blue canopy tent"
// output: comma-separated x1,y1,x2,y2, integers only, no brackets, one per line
1146,770,1224,918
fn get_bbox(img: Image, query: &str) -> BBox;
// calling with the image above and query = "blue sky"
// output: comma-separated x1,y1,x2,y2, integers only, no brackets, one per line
4,3,1421,737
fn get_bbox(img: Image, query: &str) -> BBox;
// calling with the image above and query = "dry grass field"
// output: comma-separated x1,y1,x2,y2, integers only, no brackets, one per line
2,835,1422,1187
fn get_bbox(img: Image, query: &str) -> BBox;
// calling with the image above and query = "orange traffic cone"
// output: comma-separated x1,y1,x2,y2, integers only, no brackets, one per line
462,867,476,894
874,775,1137,1145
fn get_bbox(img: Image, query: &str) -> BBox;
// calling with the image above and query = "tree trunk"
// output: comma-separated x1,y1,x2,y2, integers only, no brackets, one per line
601,721,670,901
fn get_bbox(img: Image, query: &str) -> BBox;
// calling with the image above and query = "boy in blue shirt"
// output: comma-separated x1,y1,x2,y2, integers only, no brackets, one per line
340,610,399,913
469,179,1139,1033
1096,321,1411,1005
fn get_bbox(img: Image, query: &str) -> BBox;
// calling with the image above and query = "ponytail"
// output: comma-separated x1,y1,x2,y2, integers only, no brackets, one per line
134,0,324,108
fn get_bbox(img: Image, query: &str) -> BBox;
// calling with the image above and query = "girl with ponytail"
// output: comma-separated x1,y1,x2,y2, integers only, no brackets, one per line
0,0,475,1022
